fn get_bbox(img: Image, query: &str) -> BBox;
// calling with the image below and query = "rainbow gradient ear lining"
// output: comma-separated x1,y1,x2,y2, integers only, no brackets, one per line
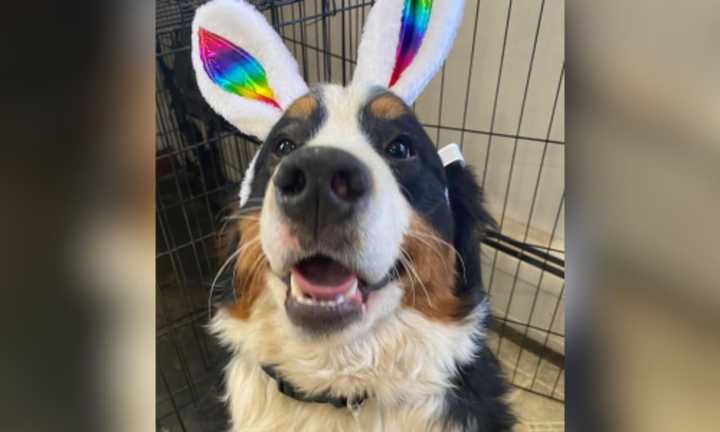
198,27,281,110
351,0,464,105
390,0,433,87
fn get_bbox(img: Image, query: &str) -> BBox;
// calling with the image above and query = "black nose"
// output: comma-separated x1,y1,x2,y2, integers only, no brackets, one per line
274,147,371,230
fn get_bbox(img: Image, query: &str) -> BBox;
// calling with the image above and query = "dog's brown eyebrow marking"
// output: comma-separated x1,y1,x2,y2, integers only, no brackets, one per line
368,93,408,119
400,213,473,322
285,94,319,119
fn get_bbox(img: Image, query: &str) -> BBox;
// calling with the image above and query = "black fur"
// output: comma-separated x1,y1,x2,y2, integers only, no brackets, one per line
443,163,515,431
359,89,454,242
445,163,495,308
360,90,514,430
443,346,516,431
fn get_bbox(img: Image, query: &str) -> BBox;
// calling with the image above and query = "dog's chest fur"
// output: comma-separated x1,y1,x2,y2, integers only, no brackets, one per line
224,360,461,432
212,285,488,432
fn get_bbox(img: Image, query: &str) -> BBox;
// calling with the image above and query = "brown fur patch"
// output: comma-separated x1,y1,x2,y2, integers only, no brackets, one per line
369,93,408,119
285,95,318,119
399,214,470,321
224,211,269,320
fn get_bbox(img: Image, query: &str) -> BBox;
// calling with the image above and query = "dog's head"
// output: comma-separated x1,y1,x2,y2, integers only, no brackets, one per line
194,0,489,342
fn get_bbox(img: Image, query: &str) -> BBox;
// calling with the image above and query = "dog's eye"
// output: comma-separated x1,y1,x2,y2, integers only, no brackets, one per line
384,139,412,159
275,139,297,156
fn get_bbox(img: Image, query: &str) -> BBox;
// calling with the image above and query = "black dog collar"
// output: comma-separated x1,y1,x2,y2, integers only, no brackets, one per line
261,364,367,411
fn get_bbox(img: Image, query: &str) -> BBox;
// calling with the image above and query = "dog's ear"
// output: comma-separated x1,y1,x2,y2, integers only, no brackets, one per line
445,163,495,299
351,0,465,104
192,0,308,140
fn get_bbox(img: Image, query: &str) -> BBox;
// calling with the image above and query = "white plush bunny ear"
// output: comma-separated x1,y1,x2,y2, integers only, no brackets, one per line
351,0,464,105
191,0,308,140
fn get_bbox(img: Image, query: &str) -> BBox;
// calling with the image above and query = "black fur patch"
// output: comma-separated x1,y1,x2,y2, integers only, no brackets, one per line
443,345,516,431
360,92,514,430
445,163,495,305
359,90,495,311
359,89,454,242
443,163,514,431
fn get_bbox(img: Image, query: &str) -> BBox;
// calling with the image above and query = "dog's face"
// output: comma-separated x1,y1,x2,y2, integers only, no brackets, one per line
193,0,475,345
229,84,468,339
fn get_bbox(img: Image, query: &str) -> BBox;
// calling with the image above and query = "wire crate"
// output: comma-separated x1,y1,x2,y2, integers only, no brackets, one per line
156,0,564,429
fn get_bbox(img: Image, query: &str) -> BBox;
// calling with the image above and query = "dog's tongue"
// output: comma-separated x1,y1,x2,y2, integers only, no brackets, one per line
292,256,357,300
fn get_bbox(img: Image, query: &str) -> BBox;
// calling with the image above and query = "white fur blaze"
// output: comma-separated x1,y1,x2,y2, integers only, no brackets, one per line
239,150,259,207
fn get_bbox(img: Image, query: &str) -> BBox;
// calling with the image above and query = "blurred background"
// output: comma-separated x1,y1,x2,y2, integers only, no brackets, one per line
567,1,720,431
155,0,564,430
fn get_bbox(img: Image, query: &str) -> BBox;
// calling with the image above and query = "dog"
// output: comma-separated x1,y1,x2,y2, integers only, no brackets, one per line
192,0,515,430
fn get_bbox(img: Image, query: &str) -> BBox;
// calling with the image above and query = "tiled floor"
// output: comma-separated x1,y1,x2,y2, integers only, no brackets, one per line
489,330,565,432
510,388,565,432
489,332,564,398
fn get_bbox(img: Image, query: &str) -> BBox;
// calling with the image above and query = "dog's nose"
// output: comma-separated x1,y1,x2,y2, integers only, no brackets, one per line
274,147,371,228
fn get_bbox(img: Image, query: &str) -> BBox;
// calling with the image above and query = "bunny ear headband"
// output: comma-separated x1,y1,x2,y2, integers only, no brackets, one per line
192,0,465,141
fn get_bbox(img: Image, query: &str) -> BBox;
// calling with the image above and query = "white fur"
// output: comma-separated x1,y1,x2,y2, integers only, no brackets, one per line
239,150,259,207
352,0,465,105
191,0,308,140
211,279,489,432
308,85,409,282
256,86,412,370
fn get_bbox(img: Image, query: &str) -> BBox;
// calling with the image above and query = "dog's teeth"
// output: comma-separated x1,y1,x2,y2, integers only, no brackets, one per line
290,274,304,298
347,279,358,297
289,274,362,307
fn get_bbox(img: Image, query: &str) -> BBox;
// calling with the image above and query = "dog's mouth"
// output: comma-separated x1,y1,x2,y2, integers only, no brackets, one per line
283,254,384,333
291,255,364,304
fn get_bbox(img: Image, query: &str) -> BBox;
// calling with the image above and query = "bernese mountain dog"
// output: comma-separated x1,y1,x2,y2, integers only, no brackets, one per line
192,0,516,430
210,86,515,431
